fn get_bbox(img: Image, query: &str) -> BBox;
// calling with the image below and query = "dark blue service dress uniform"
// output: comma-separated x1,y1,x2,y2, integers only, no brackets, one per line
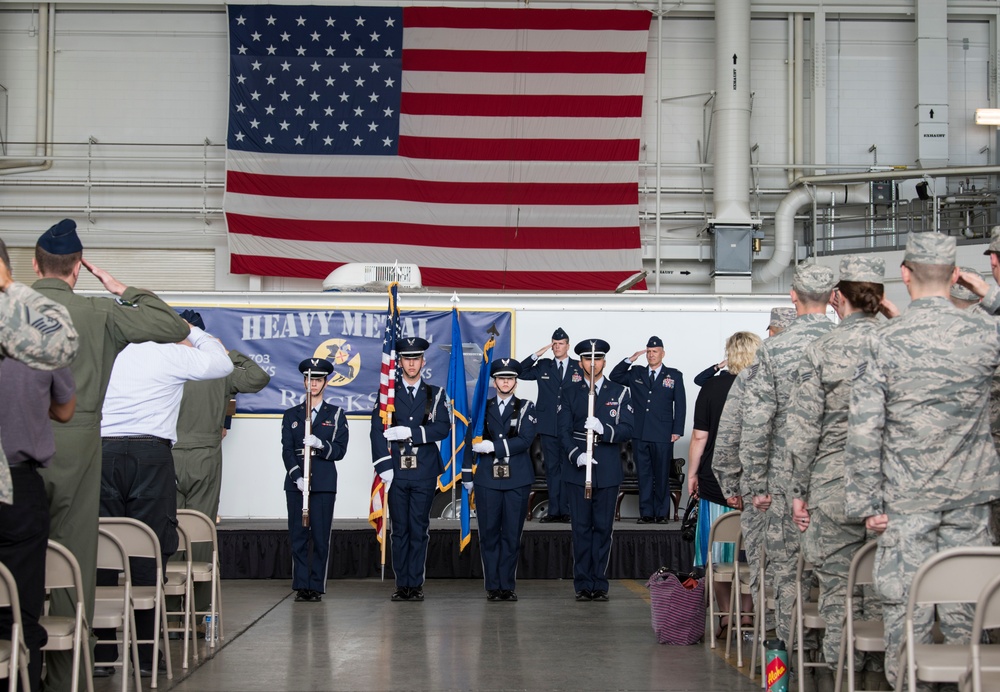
558,378,634,595
608,361,686,519
281,401,349,594
518,356,584,518
370,380,449,590
462,397,537,593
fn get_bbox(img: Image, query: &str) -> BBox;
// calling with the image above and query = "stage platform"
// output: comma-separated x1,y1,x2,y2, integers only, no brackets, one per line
218,517,694,581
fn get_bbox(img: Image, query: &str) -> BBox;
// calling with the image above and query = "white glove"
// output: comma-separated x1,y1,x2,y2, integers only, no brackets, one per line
472,440,495,454
379,469,394,489
576,452,597,468
384,426,412,441
462,481,474,493
584,416,604,435
303,434,323,449
295,477,306,492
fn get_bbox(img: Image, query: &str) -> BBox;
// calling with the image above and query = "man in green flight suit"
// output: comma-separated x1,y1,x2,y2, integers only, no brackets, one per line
32,219,190,691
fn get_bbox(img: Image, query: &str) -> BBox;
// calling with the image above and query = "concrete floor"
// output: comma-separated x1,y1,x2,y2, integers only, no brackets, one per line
92,579,762,692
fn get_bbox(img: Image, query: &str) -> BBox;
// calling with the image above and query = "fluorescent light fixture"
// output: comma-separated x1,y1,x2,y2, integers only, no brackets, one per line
975,108,1000,125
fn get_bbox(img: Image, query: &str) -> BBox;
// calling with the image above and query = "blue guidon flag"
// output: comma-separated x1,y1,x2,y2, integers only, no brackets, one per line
225,5,649,291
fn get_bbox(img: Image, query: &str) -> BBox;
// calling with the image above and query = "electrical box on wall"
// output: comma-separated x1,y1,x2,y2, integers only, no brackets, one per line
711,226,754,276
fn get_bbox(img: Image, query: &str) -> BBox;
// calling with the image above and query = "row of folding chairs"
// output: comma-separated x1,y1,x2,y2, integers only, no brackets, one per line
704,512,1000,692
0,509,223,692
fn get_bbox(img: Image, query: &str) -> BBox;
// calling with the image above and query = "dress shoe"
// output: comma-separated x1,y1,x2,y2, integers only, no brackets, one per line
487,589,501,601
592,590,609,601
575,590,593,601
655,516,668,524
500,590,517,602
92,666,115,678
410,587,424,601
294,589,310,602
391,587,410,602
306,590,322,602
139,658,167,678
558,514,571,523
538,515,559,524
636,516,654,524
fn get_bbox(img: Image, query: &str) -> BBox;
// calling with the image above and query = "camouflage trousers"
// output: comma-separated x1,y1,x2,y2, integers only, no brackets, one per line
800,505,882,672
763,494,803,646
874,504,991,690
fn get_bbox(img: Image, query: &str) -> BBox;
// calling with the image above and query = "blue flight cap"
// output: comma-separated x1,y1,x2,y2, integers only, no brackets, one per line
37,219,83,255
177,309,206,331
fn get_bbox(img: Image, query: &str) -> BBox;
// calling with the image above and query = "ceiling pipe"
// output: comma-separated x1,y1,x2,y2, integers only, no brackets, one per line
0,3,55,174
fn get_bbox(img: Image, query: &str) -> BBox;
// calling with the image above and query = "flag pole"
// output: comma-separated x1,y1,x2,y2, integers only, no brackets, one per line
449,292,459,518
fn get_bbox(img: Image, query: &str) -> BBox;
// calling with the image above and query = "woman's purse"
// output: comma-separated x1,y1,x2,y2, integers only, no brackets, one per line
680,497,699,542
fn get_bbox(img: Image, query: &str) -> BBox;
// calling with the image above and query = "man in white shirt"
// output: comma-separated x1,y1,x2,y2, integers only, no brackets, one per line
94,325,232,676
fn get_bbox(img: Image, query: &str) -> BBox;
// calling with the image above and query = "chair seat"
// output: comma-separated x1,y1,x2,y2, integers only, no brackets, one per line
802,602,826,629
913,644,1000,682
959,668,1000,692
92,602,125,629
39,615,75,640
852,619,886,651
95,585,124,602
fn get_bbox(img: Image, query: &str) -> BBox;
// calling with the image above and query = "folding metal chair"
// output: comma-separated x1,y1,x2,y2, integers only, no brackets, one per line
94,529,141,692
163,524,193,669
706,511,742,651
833,540,884,692
0,561,31,692
98,517,173,689
788,551,827,692
41,540,95,692
959,571,1000,692
167,509,224,666
903,546,1000,692
751,542,777,687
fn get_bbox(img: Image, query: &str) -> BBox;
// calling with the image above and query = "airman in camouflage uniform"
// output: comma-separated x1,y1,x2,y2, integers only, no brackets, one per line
740,264,835,648
787,256,886,676
713,306,793,618
31,219,190,692
845,232,1000,690
0,243,78,504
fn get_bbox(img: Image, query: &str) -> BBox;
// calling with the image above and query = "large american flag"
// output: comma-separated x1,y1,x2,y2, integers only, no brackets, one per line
225,5,649,291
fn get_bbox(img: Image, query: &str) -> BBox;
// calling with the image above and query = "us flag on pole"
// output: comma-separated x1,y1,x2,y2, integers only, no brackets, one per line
369,282,399,539
225,5,650,291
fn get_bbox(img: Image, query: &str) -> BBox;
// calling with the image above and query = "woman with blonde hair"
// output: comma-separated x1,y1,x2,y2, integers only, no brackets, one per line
688,330,762,633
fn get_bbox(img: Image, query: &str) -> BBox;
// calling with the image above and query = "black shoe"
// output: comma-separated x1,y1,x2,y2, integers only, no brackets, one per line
294,589,310,602
138,658,167,678
655,516,668,524
391,587,410,602
637,516,654,524
410,587,424,601
592,590,609,601
487,589,501,601
92,666,115,678
558,514,571,523
306,590,322,602
538,515,559,524
501,590,517,602
575,590,593,601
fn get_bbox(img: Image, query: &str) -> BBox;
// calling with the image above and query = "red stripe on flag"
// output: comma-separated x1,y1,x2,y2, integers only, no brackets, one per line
226,172,637,206
229,253,646,291
402,50,647,75
399,93,643,118
397,136,640,162
403,7,652,32
226,214,638,250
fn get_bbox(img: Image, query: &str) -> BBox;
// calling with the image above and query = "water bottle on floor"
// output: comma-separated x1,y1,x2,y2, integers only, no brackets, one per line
204,614,214,644
765,638,788,692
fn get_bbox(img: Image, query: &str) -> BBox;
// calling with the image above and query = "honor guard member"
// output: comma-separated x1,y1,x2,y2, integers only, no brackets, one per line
739,263,835,650
282,358,349,603
558,339,633,602
174,310,270,615
31,219,189,691
519,327,583,523
845,233,1000,689
369,336,449,602
609,336,686,523
461,358,538,602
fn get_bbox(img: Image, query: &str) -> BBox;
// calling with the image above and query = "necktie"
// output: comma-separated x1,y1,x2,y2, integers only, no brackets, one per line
498,400,505,416
558,361,565,380
649,368,655,380
408,386,416,399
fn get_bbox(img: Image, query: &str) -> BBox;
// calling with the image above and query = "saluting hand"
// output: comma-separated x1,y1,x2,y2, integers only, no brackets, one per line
81,258,128,296
629,349,644,363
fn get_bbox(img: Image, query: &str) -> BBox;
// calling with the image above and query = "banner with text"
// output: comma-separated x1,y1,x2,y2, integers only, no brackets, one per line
176,305,513,415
